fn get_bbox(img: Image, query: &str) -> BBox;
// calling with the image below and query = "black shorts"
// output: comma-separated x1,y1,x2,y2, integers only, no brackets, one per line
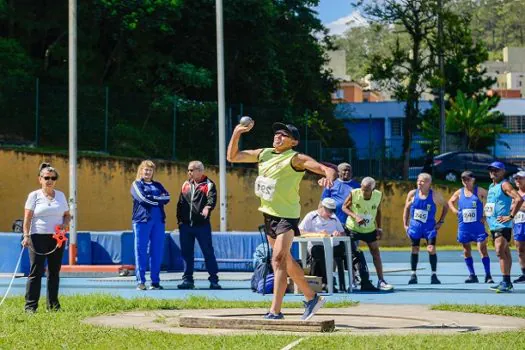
491,228,512,242
263,213,300,239
349,230,377,244
410,237,437,247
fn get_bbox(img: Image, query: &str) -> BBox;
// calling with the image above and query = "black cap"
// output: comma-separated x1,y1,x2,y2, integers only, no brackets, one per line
272,122,300,141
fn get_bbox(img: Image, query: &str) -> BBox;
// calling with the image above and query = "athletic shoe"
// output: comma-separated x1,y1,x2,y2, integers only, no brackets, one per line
408,275,418,285
430,275,441,284
492,281,513,293
513,275,525,284
136,283,147,291
148,283,164,290
209,282,222,290
465,275,479,283
301,294,326,321
177,280,195,290
377,279,394,291
485,275,494,284
264,312,284,320
360,282,380,292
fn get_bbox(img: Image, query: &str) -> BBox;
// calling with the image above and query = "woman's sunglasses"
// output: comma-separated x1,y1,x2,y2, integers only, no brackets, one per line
42,176,57,181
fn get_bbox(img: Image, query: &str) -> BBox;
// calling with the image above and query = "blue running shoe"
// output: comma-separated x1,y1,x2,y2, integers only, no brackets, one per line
496,281,513,293
264,312,284,320
489,281,502,291
301,294,326,321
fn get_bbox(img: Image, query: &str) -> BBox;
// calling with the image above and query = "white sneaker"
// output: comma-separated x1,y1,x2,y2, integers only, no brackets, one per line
377,279,394,291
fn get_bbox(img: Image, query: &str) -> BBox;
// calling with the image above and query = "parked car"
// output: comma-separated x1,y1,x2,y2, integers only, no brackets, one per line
428,152,523,182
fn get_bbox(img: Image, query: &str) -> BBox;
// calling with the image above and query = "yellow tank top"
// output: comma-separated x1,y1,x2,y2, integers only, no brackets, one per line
345,189,382,233
256,148,305,218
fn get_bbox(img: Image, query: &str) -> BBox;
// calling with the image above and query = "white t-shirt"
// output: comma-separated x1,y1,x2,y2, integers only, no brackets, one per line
299,210,344,251
25,190,69,234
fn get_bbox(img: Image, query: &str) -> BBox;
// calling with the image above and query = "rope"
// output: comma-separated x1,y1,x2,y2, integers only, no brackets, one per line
0,248,25,307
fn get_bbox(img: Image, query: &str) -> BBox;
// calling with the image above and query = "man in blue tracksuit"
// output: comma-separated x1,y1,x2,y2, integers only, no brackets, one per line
485,162,523,293
131,160,170,290
177,160,221,290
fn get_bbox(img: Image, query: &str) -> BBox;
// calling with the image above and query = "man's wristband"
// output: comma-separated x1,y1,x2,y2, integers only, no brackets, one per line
510,214,515,219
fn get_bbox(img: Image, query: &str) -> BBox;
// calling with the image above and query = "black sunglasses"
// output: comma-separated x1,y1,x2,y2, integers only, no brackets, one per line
43,176,57,181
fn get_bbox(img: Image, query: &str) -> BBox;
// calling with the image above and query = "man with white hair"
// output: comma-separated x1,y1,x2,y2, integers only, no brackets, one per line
343,177,393,291
403,173,448,285
298,198,345,292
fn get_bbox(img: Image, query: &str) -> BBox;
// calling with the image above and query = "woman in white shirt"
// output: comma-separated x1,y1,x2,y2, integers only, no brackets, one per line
22,163,71,313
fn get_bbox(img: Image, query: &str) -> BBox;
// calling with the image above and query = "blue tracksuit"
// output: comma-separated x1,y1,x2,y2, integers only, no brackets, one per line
457,187,487,244
131,180,170,285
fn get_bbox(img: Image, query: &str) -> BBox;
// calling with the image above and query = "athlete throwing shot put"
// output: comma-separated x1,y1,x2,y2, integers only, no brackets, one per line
403,173,448,284
227,119,336,321
447,171,493,284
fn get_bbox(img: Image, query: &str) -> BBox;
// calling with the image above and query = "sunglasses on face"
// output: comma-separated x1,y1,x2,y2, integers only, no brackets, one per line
42,176,57,181
275,132,291,138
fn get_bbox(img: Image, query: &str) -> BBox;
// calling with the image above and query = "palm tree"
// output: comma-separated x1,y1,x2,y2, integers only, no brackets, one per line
446,90,507,151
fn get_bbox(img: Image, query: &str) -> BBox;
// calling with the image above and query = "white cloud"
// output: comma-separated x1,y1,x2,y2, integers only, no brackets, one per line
325,11,368,36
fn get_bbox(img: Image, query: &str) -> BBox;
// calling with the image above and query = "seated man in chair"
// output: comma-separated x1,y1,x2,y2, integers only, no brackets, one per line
298,198,346,292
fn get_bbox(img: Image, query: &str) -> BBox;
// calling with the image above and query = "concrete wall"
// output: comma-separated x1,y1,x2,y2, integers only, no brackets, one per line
0,149,462,246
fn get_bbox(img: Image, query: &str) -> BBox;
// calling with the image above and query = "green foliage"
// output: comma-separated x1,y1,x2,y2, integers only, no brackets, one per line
0,0,348,159
460,0,525,52
335,23,411,81
420,10,497,155
446,90,506,151
433,303,525,319
356,0,440,178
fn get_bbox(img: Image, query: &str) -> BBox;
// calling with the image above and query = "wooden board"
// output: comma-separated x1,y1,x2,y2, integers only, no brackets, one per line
179,315,335,332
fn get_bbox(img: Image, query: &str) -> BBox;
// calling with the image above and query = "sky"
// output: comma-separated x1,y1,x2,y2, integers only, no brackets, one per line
313,0,366,36
313,0,354,24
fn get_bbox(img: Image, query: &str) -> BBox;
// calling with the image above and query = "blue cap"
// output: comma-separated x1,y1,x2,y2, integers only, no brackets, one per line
488,161,506,170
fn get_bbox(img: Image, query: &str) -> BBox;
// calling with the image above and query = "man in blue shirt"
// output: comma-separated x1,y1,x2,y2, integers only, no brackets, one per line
321,163,360,225
485,162,523,293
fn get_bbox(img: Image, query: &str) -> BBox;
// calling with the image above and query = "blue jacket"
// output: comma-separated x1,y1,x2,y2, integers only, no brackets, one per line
131,180,170,223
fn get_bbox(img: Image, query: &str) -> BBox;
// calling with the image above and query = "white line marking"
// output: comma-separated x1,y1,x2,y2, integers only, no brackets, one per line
281,337,306,350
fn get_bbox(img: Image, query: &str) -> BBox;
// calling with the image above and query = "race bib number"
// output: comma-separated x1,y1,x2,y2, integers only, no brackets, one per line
515,211,525,224
484,203,495,217
462,208,477,223
413,209,428,223
254,176,277,201
358,214,373,228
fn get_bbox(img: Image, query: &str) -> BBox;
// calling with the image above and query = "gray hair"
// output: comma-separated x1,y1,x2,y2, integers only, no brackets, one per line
337,163,352,171
188,160,204,171
417,172,432,183
361,176,376,190
39,162,60,179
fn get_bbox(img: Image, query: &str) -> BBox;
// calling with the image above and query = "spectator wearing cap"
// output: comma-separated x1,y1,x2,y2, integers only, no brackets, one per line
485,162,524,293
447,171,493,284
321,163,360,225
298,198,345,291
512,171,525,284
343,177,393,291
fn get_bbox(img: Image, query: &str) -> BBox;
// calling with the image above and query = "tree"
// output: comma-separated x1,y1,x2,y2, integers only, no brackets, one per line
420,10,497,155
335,23,410,81
355,0,440,179
446,91,506,151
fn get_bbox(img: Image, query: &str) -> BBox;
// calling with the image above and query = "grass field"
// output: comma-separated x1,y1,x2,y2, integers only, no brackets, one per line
1,294,525,349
